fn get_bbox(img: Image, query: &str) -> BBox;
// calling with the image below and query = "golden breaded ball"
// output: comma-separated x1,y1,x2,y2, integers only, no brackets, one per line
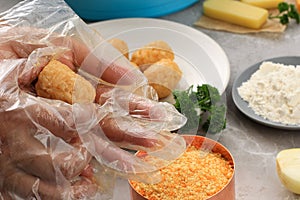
36,60,96,104
108,38,129,59
131,40,174,71
144,59,182,99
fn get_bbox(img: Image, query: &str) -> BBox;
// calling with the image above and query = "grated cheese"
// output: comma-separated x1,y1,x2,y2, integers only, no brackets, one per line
238,61,300,125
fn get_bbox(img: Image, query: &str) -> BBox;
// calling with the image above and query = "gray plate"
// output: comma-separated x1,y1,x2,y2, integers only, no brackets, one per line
232,56,300,130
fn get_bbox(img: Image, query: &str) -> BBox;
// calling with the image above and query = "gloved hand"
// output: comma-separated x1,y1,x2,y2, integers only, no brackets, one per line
0,58,97,199
0,15,186,200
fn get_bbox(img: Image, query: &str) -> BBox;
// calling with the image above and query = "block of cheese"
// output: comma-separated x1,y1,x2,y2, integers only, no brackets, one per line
241,0,283,9
203,0,268,29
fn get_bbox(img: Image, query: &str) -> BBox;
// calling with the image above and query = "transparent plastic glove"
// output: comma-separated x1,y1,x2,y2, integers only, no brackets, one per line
0,24,187,155
0,51,180,199
0,59,98,200
0,42,185,199
0,0,188,199
73,46,188,180
74,40,188,178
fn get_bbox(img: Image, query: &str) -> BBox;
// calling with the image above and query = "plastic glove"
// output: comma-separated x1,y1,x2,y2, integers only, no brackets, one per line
0,9,188,199
0,25,185,150
0,59,98,199
0,1,187,199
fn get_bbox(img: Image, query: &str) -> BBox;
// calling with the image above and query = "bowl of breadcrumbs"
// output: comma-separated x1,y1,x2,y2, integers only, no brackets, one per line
129,135,235,200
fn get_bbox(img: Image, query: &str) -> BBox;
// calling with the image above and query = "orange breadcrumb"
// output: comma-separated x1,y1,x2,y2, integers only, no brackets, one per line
130,146,234,200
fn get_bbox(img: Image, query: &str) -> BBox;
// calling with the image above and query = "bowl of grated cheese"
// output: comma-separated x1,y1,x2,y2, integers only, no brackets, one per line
129,135,235,200
232,56,300,130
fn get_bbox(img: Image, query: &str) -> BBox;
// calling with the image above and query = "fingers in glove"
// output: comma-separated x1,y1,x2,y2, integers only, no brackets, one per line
1,109,91,181
2,167,98,200
3,122,53,183
99,115,158,148
52,35,126,79
54,142,92,180
0,27,84,70
17,47,78,90
1,114,56,182
69,177,99,200
96,84,160,119
78,132,162,184
0,27,48,60
0,41,19,60
2,169,62,200
50,36,89,71
79,45,145,86
0,153,60,200
24,103,78,142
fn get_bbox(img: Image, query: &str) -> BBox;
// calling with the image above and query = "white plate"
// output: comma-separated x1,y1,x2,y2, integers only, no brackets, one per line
232,56,300,130
88,18,230,93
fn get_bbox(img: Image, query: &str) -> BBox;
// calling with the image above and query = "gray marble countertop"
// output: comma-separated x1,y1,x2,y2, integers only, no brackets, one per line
162,3,300,200
1,1,300,200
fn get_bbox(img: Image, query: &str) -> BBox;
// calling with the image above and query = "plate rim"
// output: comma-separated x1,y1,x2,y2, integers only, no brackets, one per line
88,18,230,93
232,56,300,130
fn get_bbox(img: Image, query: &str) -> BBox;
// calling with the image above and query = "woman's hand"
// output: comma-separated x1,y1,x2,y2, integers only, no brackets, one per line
0,24,186,199
0,58,99,199
0,109,98,200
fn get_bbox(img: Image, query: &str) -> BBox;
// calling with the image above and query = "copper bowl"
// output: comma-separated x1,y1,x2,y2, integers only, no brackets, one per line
129,135,235,200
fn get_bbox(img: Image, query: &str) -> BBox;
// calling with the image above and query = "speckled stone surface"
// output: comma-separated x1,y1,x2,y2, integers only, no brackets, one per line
1,1,300,199
162,3,300,200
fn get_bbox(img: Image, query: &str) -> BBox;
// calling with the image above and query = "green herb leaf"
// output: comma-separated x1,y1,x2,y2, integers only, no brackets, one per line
203,104,227,134
288,5,300,23
280,14,289,24
172,84,226,134
278,2,289,13
173,86,200,132
269,2,300,25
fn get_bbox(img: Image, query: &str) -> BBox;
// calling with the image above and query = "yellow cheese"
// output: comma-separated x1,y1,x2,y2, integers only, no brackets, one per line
203,0,268,29
241,0,283,9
